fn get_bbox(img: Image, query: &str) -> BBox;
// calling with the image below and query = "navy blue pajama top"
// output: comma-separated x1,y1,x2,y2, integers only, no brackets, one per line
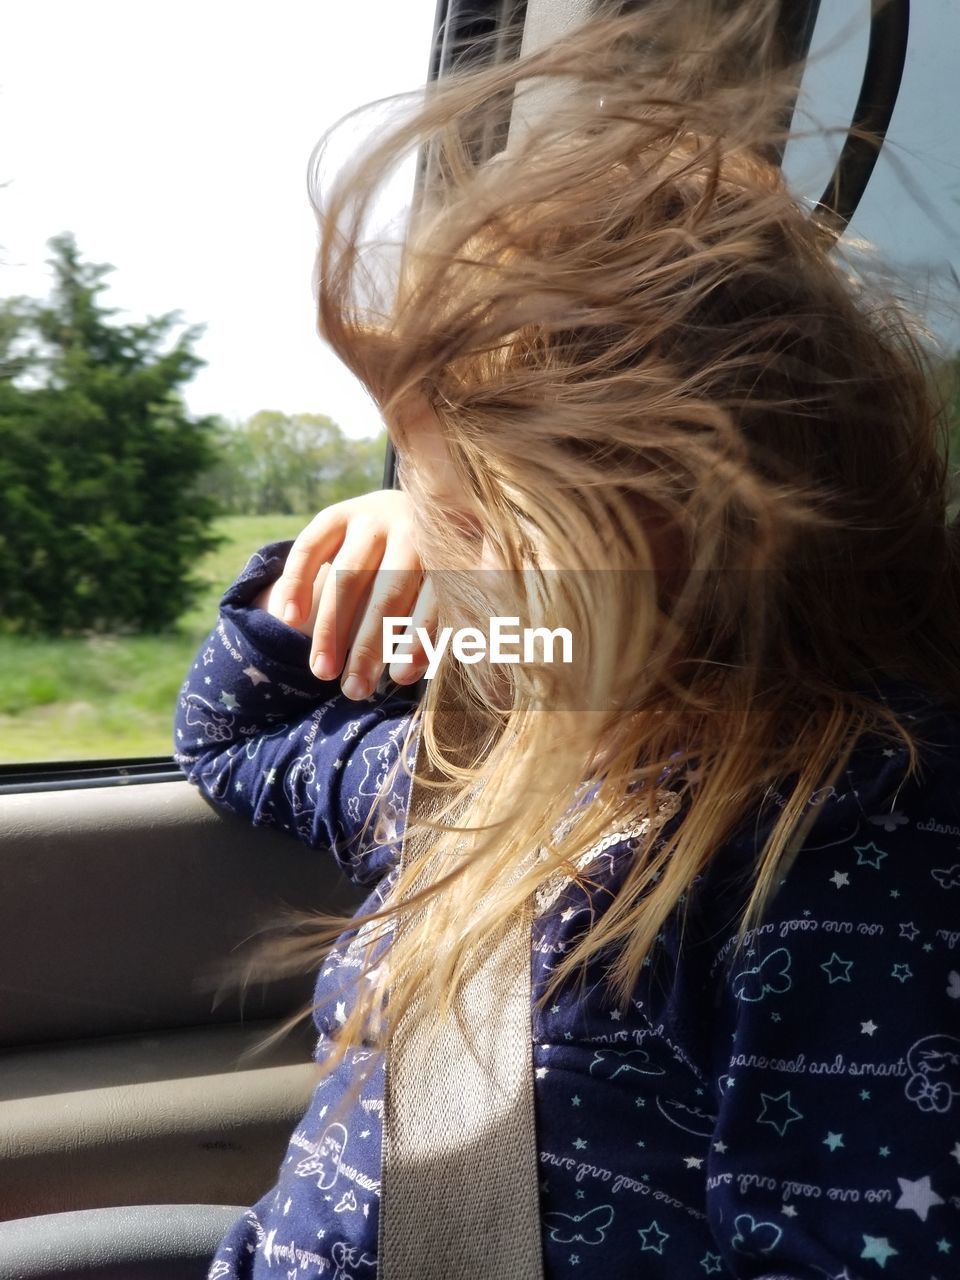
174,539,960,1280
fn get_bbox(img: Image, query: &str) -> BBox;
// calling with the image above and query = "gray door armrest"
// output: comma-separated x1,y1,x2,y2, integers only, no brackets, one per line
0,1202,248,1279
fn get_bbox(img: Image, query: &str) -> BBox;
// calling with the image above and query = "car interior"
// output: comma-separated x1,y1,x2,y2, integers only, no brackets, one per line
2,0,951,1275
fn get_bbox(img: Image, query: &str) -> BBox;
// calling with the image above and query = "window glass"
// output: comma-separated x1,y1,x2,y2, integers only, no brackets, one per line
0,0,437,765
782,2,960,352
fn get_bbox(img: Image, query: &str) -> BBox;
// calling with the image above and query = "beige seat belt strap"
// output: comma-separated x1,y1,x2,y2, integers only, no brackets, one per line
378,693,545,1279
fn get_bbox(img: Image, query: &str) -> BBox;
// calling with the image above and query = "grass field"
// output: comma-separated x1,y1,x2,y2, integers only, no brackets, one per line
0,515,312,766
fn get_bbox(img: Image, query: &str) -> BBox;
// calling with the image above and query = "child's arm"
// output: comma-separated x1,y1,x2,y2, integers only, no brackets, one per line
703,747,960,1278
173,496,429,887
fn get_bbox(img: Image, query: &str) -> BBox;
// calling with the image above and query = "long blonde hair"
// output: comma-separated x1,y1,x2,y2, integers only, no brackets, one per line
219,0,960,1074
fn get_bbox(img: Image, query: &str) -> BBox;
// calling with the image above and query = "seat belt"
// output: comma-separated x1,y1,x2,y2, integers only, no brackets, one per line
378,690,545,1280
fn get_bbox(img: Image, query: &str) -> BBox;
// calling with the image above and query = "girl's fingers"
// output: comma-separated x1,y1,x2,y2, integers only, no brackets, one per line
274,507,348,627
302,561,333,635
308,517,389,683
339,538,426,700
389,573,438,685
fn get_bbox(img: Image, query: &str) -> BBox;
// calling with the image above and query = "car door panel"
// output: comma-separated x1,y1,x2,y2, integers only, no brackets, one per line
0,780,363,1219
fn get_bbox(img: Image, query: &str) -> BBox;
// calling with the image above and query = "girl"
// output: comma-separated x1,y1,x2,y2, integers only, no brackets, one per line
174,1,960,1275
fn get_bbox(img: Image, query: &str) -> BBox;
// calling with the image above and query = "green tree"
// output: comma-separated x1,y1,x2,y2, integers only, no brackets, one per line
194,410,386,515
0,233,226,636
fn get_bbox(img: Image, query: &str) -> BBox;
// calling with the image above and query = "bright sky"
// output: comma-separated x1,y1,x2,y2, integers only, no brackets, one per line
0,0,438,439
2,0,957,449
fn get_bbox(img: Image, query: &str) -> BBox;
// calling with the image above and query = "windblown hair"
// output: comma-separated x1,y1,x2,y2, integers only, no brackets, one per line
216,0,960,1077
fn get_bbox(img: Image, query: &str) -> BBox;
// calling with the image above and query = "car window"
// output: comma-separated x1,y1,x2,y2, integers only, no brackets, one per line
782,1,960,354
0,0,437,767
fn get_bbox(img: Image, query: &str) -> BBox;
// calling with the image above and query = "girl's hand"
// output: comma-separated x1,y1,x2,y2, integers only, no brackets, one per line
255,490,437,700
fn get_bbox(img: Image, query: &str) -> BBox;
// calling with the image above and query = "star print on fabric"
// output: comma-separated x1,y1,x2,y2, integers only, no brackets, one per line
860,1089,871,1101
937,1238,953,1253
757,1091,803,1136
891,963,913,982
699,1252,724,1273
861,1019,879,1035
952,1142,960,1165
781,1204,798,1218
202,646,215,665
823,1131,845,1151
242,665,270,685
860,1234,898,1267
571,1095,581,1107
898,922,919,941
684,1156,704,1169
854,842,888,870
879,1146,891,1157
219,690,239,711
713,1140,728,1153
638,1221,669,1254
572,1138,588,1150
894,1175,944,1221
535,1067,549,1079
204,675,212,685
821,952,854,984
830,871,850,888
